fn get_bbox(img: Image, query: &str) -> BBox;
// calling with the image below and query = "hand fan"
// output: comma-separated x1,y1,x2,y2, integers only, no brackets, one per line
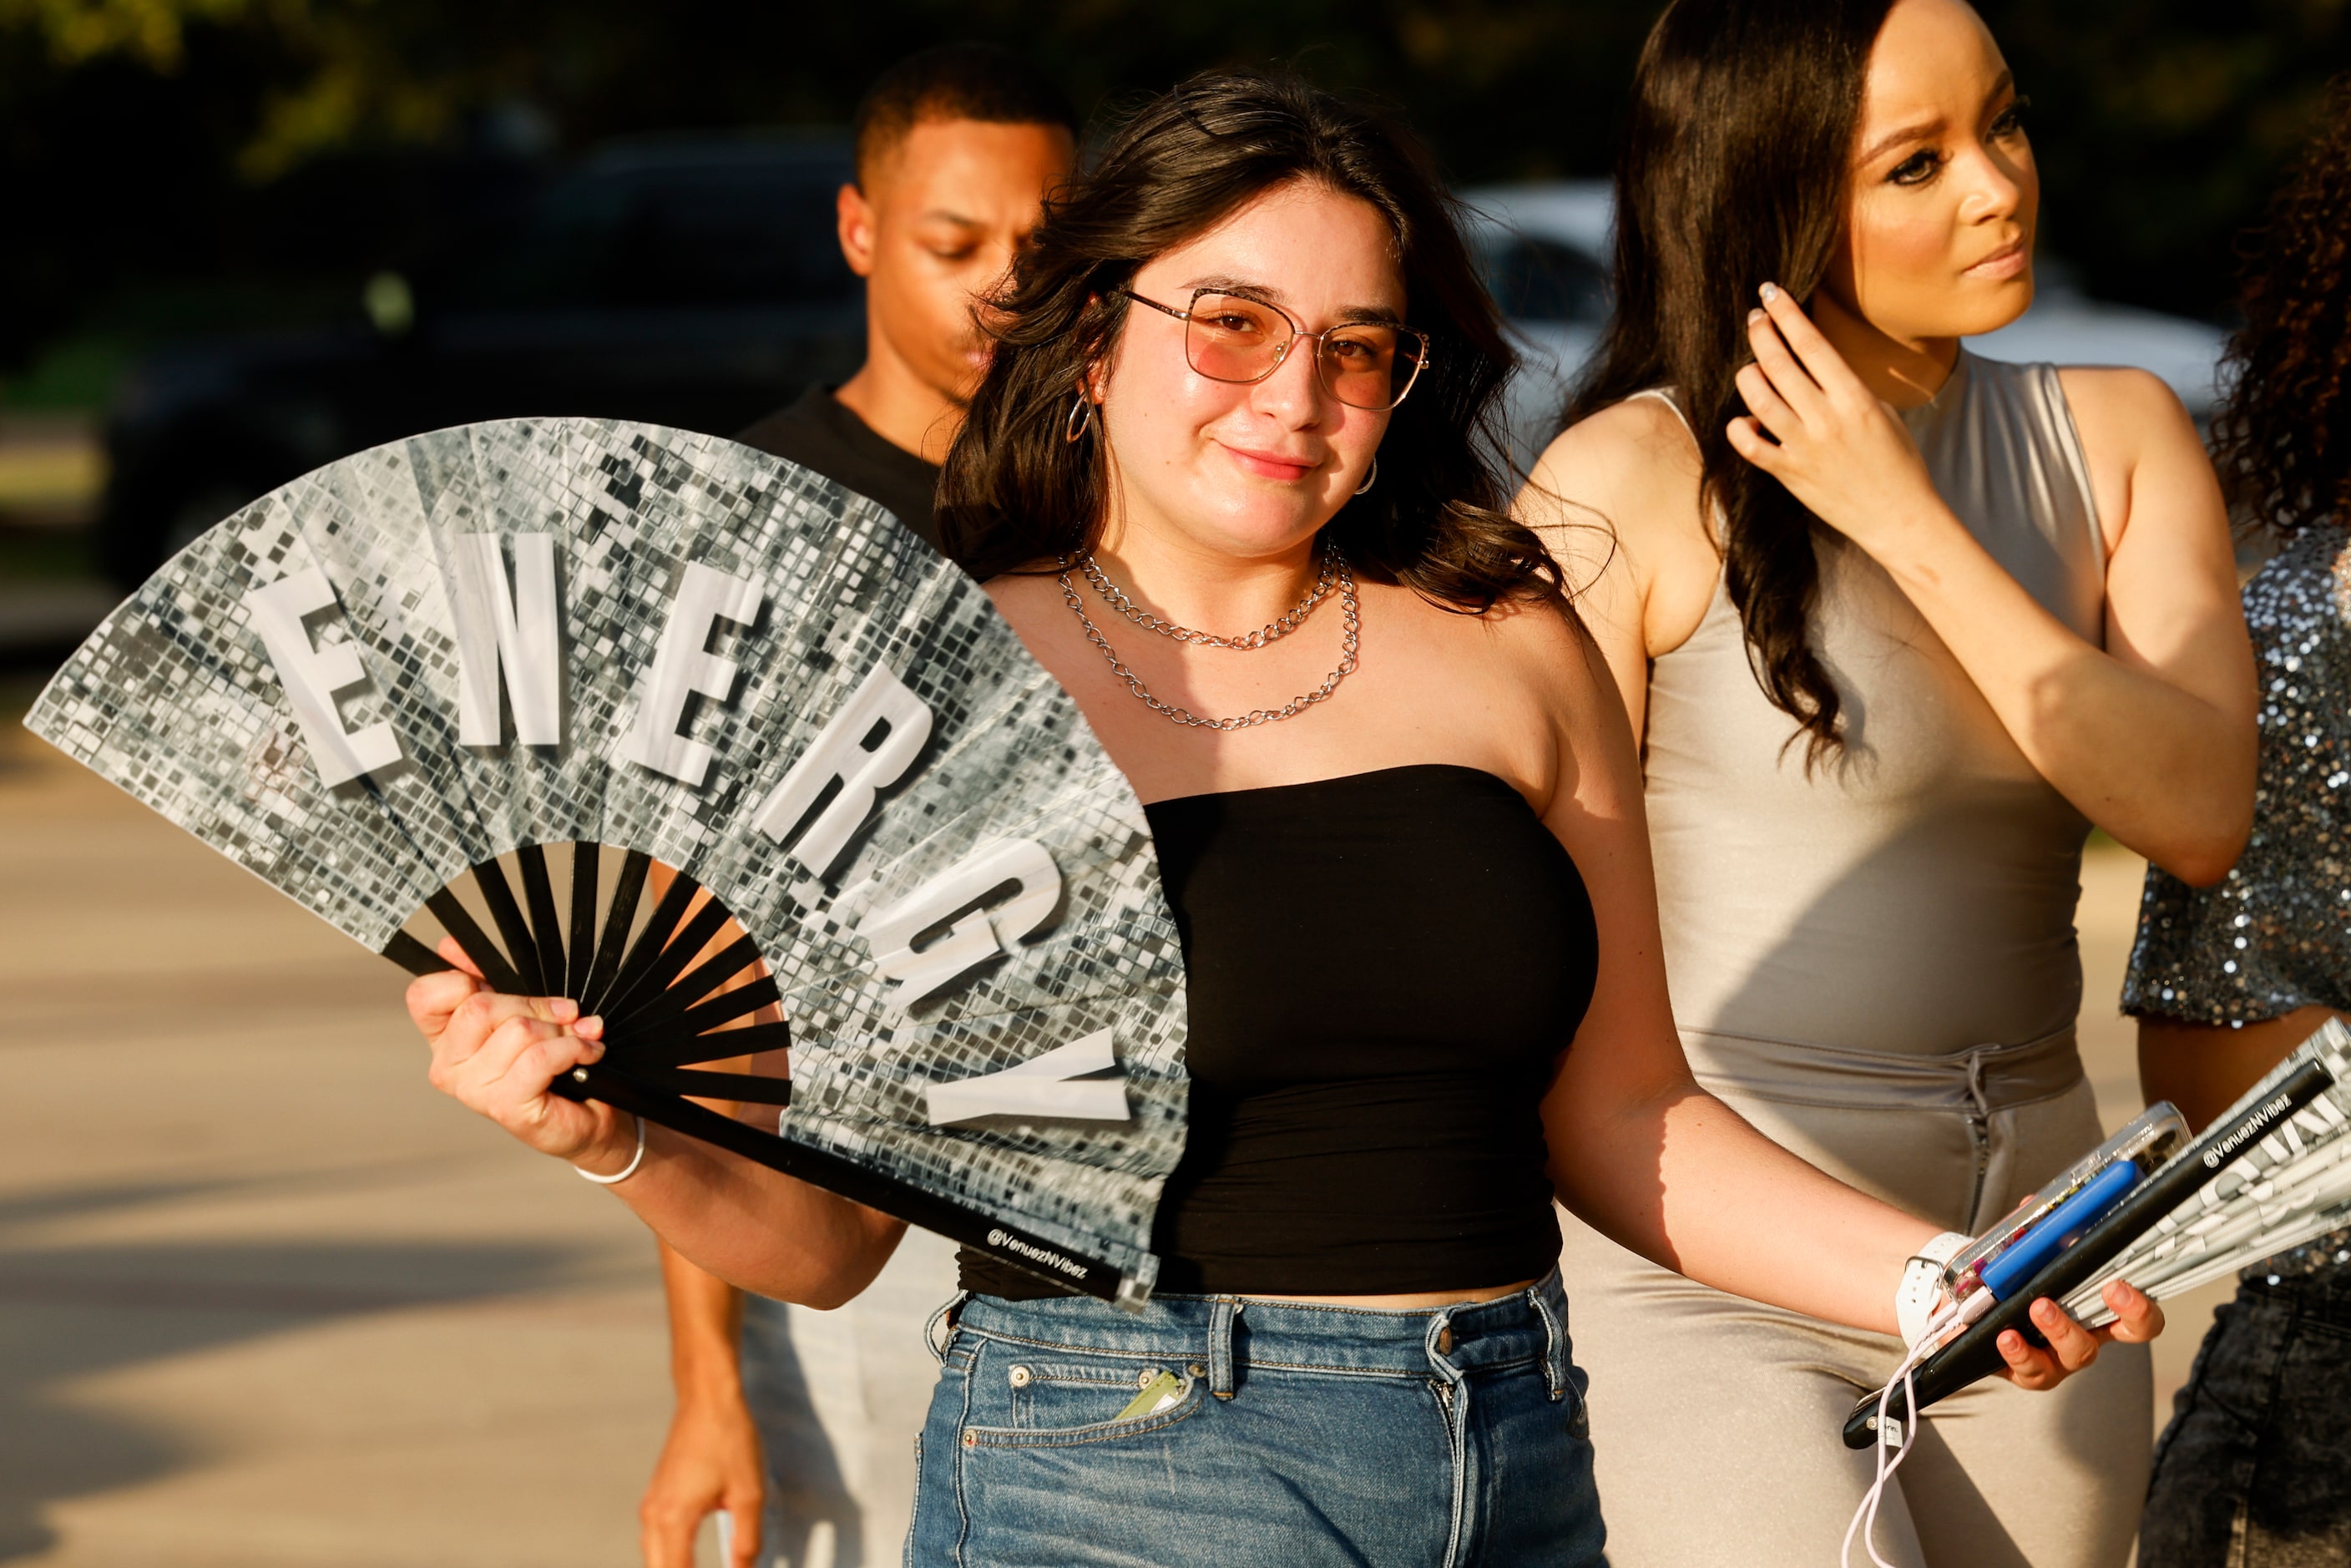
24,417,1188,1308
2055,1016,2351,1312
1840,1017,2351,1447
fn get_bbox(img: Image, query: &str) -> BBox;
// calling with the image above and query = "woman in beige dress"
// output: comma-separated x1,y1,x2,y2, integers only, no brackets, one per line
1523,1,2256,1564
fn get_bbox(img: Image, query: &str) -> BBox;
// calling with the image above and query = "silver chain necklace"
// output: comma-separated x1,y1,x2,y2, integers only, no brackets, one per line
1079,544,1338,649
1059,550,1361,731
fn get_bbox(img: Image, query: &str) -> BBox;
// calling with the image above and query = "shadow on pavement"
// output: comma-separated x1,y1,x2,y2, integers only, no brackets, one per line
0,1180,598,1562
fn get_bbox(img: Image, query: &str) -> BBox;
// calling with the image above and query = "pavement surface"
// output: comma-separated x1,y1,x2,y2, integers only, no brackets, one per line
0,676,2229,1565
0,690,678,1567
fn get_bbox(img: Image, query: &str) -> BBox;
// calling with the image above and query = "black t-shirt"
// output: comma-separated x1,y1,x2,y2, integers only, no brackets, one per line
734,386,943,554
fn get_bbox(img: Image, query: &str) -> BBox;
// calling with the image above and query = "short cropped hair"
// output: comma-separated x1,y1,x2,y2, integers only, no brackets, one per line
852,43,1079,185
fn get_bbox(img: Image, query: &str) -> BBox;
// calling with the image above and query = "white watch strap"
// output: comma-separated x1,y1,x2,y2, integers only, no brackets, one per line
1896,1231,1972,1348
574,1114,646,1186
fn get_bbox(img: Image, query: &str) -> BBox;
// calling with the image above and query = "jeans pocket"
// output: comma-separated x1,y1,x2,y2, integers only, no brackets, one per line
963,1351,1203,1449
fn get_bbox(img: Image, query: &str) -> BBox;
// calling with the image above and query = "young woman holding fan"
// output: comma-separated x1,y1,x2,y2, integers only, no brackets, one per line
1519,0,2253,1562
407,72,2161,1564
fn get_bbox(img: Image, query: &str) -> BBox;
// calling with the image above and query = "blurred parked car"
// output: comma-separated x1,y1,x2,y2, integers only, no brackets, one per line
1460,180,2229,471
96,135,862,584
96,162,2230,588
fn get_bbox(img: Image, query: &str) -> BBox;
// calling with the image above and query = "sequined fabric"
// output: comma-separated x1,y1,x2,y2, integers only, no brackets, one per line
2126,522,2351,1279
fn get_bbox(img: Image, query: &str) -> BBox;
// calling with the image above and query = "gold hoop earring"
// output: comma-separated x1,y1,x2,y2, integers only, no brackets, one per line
1065,393,1096,444
1353,455,1378,496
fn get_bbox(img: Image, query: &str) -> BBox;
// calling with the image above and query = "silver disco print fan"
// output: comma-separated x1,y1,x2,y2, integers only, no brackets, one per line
25,417,1188,1306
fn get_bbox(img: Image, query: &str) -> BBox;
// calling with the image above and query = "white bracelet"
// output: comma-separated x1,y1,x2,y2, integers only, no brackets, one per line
1896,1231,1973,1348
574,1114,645,1185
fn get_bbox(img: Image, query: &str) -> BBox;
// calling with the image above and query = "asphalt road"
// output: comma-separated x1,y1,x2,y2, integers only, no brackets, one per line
0,675,2226,1565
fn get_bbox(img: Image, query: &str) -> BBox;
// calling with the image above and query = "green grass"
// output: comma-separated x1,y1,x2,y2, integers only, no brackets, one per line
1,337,129,413
6,276,363,414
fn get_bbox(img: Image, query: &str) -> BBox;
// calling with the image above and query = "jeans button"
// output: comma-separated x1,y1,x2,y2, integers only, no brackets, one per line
1186,1362,1208,1378
1008,1364,1032,1388
1437,1326,1455,1355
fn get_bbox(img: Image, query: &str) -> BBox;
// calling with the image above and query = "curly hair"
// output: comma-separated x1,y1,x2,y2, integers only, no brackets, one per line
937,72,1564,614
2213,75,2351,540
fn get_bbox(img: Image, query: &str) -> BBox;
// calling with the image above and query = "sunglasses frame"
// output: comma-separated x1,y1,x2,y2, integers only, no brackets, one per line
1117,287,1431,412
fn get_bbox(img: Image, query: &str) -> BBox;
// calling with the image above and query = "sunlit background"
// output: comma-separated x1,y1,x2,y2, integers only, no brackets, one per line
3,3,2348,1564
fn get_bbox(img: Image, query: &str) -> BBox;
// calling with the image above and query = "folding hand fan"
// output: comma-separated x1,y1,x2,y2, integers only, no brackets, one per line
25,417,1188,1307
1840,1017,2351,1447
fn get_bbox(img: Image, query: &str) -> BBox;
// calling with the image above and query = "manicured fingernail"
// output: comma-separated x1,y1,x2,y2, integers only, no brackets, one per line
1759,281,1782,303
1747,308,1766,325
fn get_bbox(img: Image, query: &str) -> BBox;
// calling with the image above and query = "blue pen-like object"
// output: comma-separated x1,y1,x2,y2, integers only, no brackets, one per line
1978,1158,2143,1301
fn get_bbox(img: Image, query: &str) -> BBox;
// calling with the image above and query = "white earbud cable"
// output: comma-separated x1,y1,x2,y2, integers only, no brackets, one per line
1840,1340,1932,1567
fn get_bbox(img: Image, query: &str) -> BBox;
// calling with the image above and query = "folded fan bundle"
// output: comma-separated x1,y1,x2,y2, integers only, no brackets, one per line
2059,1018,2351,1319
1842,1017,2351,1447
25,417,1191,1306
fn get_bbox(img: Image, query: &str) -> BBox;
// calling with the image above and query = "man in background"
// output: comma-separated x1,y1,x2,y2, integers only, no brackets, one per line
640,43,1076,1568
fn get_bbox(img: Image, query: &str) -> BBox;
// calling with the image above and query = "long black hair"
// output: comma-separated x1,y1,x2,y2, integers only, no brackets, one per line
939,72,1563,613
1568,0,1896,760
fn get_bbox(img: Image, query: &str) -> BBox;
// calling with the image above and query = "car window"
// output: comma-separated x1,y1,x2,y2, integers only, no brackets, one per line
1478,233,1610,326
441,162,856,311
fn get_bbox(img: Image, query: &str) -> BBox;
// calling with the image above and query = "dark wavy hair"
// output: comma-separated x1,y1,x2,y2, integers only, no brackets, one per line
2213,74,2351,540
938,72,1562,613
1567,0,1896,761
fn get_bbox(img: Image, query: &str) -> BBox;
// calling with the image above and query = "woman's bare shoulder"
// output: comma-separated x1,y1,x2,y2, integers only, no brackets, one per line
1527,397,1711,562
2055,366,2215,553
2055,365,2202,468
1529,393,1703,508
2057,364,2194,429
1520,397,1718,663
1473,594,1646,822
1471,593,1635,744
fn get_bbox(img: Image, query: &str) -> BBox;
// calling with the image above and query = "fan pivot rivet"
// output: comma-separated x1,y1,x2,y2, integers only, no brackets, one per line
573,1069,589,1083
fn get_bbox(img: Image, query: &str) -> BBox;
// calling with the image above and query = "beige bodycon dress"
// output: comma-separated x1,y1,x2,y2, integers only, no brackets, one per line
1560,352,2151,1567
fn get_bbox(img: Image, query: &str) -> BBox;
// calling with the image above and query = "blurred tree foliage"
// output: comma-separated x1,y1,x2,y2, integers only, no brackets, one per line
5,0,2349,372
1980,0,2351,317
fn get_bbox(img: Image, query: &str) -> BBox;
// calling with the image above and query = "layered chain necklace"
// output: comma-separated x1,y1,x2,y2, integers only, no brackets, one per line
1058,540,1361,731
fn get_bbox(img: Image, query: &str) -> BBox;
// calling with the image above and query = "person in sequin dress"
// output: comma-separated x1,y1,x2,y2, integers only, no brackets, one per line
2124,76,2351,1568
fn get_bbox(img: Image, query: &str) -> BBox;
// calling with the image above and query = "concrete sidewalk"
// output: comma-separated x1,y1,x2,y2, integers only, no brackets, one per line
0,702,680,1566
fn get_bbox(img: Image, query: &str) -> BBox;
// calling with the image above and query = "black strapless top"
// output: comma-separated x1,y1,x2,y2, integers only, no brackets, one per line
959,764,1600,1297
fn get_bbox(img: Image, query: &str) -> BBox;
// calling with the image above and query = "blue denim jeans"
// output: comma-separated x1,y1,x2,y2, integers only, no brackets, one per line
908,1271,1604,1566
